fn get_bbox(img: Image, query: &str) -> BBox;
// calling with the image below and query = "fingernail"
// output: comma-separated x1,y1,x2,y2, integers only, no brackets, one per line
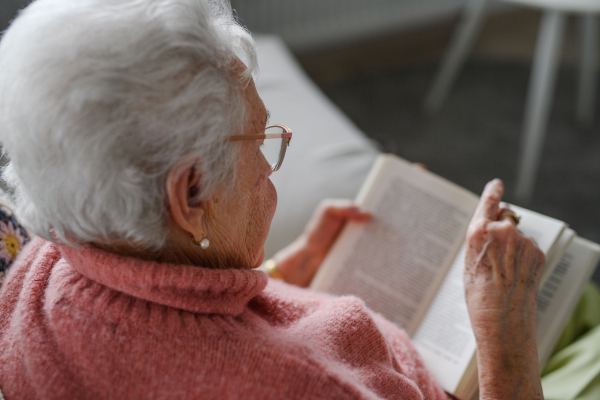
351,208,370,218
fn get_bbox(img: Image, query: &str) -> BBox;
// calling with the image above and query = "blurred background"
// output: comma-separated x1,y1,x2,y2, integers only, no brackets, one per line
1,0,599,274
228,0,600,252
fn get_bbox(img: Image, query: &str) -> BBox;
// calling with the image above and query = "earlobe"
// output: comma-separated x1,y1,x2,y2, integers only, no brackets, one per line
166,164,205,241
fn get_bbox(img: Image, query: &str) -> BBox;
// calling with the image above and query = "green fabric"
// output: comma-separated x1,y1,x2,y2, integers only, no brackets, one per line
541,283,600,400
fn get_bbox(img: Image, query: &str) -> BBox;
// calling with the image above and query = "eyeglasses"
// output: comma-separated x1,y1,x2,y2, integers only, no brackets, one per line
228,124,292,172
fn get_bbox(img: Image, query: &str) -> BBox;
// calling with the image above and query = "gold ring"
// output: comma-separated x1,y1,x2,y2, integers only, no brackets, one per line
499,209,520,225
264,259,283,280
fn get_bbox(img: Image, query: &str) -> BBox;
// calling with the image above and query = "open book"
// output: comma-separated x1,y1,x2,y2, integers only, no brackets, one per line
310,154,600,400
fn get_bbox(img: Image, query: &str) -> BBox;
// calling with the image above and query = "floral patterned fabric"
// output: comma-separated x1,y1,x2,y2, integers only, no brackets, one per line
0,199,30,286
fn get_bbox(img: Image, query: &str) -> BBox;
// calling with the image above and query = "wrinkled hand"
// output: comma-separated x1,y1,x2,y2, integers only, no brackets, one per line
273,199,371,287
464,179,545,400
465,179,545,332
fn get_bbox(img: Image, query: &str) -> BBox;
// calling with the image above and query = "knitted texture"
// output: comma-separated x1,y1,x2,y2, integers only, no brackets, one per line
0,238,446,399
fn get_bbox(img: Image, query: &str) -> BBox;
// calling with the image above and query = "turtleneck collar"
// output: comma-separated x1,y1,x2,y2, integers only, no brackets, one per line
59,243,268,316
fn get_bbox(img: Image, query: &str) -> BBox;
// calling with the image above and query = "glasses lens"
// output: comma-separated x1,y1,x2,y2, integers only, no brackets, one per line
261,126,285,169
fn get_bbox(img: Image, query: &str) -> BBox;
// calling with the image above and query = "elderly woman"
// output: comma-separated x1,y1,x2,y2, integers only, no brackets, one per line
0,0,545,399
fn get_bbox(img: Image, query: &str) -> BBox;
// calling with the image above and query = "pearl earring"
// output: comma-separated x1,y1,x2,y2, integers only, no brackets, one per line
191,231,210,249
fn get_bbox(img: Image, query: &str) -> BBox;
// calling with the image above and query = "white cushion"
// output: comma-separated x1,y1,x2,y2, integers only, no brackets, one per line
254,35,380,257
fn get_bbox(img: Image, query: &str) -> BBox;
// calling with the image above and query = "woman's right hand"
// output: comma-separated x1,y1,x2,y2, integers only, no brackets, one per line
272,199,371,288
464,179,545,400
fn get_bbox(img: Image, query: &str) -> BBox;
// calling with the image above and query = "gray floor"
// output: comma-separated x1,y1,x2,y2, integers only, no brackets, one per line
315,62,600,282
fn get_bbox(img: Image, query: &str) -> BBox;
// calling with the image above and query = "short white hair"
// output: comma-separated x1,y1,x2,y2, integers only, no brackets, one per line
0,0,257,248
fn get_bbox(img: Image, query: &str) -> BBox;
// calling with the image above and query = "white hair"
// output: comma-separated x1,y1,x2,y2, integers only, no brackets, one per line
0,0,257,248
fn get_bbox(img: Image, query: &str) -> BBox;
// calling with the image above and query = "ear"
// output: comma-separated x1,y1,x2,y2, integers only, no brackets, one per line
166,164,205,241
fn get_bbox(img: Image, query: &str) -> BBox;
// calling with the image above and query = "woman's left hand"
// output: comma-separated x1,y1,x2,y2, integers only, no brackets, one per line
464,179,545,400
270,199,371,287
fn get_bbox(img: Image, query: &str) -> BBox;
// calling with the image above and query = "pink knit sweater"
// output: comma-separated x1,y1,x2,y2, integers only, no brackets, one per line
0,238,446,399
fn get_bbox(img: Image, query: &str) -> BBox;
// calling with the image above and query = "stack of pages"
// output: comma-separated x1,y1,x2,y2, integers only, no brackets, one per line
311,154,600,400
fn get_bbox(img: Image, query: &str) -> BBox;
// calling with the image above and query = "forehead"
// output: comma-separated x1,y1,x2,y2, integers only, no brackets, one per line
230,57,268,131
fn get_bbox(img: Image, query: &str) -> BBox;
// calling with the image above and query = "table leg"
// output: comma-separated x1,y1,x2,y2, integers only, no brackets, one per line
515,10,566,204
424,0,489,114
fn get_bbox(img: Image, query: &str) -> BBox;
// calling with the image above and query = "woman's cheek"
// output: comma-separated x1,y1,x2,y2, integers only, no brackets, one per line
267,179,277,214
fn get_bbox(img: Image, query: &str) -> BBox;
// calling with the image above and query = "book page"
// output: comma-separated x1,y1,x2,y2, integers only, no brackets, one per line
537,236,600,366
311,154,479,336
412,244,474,393
412,204,566,394
505,205,566,256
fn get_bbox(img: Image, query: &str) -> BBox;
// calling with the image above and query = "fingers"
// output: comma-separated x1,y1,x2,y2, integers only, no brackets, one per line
304,199,371,245
345,207,372,221
316,199,371,223
327,205,371,222
472,179,504,222
466,218,545,288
